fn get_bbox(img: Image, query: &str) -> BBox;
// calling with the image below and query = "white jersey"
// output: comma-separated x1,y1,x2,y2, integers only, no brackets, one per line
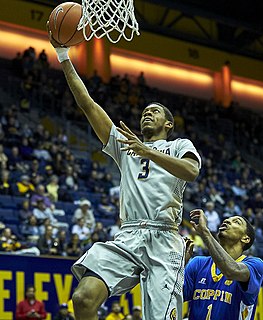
103,125,201,226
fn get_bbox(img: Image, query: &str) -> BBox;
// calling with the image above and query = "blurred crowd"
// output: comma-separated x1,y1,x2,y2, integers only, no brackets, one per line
15,285,140,320
0,46,262,263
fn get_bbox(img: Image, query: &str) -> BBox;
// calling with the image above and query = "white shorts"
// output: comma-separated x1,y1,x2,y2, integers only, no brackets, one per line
72,221,185,320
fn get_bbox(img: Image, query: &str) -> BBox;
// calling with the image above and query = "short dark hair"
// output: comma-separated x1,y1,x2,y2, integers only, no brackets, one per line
25,284,35,294
147,102,174,138
242,216,255,251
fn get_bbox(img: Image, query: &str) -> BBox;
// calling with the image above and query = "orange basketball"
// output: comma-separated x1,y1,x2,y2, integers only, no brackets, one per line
48,2,90,46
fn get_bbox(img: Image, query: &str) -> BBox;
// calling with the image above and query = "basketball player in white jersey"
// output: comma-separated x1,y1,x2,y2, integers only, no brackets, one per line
48,24,201,320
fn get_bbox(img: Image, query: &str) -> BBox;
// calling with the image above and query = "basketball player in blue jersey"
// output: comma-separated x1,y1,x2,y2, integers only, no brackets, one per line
184,209,263,320
47,24,201,320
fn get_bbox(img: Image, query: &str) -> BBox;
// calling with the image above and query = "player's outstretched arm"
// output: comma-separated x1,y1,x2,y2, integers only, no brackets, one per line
47,23,112,145
189,209,250,282
60,59,112,144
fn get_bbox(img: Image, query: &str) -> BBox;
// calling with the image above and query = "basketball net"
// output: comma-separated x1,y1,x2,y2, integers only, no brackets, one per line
78,0,140,43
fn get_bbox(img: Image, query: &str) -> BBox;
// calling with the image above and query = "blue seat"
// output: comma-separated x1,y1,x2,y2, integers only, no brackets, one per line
0,194,12,202
56,201,76,214
71,191,89,200
0,208,15,216
0,209,19,224
0,195,15,209
11,196,26,207
57,215,72,224
98,218,115,227
86,192,101,205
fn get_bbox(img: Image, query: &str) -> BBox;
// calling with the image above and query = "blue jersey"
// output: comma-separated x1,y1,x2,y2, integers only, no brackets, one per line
184,255,263,320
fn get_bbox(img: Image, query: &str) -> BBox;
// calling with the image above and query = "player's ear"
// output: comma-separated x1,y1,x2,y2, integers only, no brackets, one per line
241,234,250,246
165,120,173,130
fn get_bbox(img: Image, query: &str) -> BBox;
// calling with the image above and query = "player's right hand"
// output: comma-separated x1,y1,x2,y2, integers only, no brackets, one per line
116,121,151,157
46,21,66,48
189,209,210,236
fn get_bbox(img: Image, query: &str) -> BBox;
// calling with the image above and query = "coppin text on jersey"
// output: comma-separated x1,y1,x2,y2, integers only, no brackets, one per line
193,288,232,304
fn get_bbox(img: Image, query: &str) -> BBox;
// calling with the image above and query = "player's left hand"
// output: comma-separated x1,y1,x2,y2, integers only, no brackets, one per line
116,121,150,157
189,209,210,236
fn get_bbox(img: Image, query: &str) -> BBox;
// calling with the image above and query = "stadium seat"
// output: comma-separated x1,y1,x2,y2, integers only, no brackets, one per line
12,196,26,208
0,209,19,224
0,195,16,209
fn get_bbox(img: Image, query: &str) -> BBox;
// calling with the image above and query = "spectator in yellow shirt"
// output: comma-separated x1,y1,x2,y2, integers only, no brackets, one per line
106,302,124,320
16,175,35,196
46,175,59,202
0,227,21,252
189,229,207,256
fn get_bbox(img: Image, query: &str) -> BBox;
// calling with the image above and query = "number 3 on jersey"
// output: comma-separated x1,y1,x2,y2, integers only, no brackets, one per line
138,159,150,179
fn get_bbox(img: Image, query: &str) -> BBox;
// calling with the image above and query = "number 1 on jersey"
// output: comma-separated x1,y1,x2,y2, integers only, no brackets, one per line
138,159,150,179
205,304,212,320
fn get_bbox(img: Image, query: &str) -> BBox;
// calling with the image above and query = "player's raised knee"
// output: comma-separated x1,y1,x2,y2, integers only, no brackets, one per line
72,276,108,312
72,288,96,312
